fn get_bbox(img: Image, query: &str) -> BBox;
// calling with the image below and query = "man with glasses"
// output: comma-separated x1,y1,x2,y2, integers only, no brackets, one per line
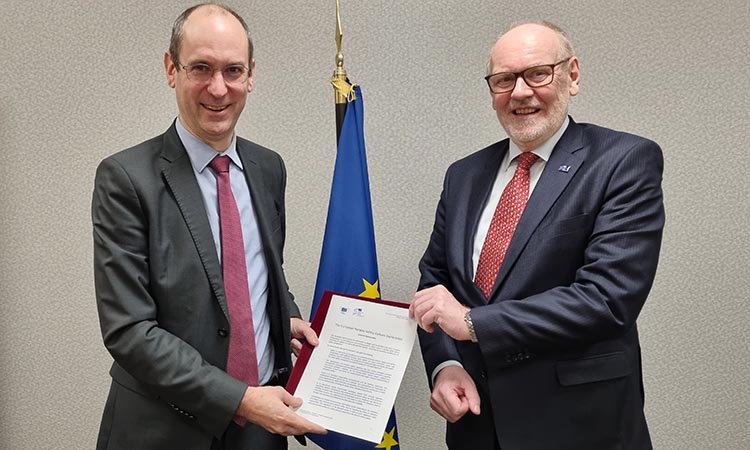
92,3,326,449
409,21,663,449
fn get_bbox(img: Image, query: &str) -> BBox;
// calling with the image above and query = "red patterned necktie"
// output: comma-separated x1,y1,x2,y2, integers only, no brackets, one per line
209,155,258,425
475,152,539,297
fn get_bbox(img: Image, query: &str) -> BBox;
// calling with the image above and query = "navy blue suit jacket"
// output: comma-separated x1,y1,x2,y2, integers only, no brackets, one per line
418,118,664,450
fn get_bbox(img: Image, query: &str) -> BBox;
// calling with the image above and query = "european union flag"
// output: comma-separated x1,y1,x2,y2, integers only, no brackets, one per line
309,85,400,450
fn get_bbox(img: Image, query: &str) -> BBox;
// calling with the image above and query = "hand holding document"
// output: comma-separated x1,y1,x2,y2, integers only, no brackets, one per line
286,291,416,443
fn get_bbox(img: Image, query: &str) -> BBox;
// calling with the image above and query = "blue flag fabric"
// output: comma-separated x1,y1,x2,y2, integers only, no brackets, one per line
308,85,400,450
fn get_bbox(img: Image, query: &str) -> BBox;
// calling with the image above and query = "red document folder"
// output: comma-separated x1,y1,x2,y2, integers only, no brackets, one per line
286,290,410,395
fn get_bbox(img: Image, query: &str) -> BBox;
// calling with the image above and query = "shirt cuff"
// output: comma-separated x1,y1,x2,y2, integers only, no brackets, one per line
431,360,464,387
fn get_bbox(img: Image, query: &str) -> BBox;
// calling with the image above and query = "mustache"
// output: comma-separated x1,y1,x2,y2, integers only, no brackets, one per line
509,101,541,109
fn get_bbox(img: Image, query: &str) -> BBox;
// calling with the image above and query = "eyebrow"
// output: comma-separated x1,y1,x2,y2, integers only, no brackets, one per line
182,53,248,65
184,60,248,68
493,61,554,73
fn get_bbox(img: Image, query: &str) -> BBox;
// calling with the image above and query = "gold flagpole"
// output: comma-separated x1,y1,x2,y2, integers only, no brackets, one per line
333,0,347,104
332,0,353,140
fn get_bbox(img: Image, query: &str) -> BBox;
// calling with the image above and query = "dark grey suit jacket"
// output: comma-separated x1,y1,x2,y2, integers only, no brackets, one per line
418,118,664,450
92,123,300,450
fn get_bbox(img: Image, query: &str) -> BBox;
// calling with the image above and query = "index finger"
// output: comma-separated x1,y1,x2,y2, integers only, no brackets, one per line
298,416,327,435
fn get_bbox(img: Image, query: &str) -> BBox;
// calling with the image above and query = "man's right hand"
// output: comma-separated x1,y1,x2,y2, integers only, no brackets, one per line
236,386,327,436
430,365,481,423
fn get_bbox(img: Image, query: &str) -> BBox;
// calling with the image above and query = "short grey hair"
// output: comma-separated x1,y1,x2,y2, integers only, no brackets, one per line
169,3,254,67
487,20,575,74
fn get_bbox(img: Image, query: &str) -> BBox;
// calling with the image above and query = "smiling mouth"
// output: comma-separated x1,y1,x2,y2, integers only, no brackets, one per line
513,107,539,115
203,104,228,112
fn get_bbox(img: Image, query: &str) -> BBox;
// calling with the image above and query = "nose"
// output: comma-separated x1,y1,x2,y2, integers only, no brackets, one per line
510,76,534,100
206,70,228,97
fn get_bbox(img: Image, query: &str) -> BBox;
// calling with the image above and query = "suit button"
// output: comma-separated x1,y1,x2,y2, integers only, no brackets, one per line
218,328,228,337
481,370,487,379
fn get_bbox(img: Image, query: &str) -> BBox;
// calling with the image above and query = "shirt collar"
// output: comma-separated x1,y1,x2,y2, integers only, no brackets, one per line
507,115,571,163
175,118,242,172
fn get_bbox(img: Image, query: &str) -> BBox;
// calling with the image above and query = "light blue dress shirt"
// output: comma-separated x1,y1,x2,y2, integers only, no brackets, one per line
176,119,274,385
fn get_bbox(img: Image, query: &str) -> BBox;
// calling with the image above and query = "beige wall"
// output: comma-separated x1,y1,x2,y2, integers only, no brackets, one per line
1,0,749,449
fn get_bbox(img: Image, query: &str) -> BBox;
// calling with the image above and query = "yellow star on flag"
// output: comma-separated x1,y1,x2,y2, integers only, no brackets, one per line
359,278,380,299
374,426,398,450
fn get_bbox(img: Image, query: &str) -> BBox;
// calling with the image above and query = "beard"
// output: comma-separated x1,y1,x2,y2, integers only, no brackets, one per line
499,86,570,147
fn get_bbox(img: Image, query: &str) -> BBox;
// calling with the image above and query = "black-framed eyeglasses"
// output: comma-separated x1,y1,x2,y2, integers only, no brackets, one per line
179,63,250,85
484,58,570,94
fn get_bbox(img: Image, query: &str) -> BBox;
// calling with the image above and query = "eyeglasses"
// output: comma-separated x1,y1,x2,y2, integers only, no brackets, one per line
179,63,250,85
485,58,570,94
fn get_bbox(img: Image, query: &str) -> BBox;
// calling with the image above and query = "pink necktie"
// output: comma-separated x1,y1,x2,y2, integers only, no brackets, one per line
209,155,258,425
475,152,539,297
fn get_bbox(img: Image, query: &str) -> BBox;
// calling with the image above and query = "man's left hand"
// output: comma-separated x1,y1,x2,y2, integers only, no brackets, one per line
409,285,471,341
290,317,318,356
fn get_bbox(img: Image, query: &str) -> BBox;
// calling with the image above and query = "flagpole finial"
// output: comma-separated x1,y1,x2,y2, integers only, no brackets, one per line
333,0,348,105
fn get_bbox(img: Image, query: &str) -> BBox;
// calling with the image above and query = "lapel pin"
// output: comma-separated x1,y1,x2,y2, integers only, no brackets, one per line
558,164,571,173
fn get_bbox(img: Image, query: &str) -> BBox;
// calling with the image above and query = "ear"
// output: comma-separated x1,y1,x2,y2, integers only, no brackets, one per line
246,59,256,93
164,52,177,89
567,56,580,97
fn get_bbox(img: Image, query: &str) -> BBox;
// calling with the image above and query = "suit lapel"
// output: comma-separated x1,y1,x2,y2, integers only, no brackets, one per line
236,139,289,287
463,141,508,301
490,120,586,298
159,125,229,321
237,141,292,338
236,142,274,256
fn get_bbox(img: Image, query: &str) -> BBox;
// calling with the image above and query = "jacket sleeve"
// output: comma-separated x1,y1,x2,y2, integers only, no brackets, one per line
416,168,463,382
